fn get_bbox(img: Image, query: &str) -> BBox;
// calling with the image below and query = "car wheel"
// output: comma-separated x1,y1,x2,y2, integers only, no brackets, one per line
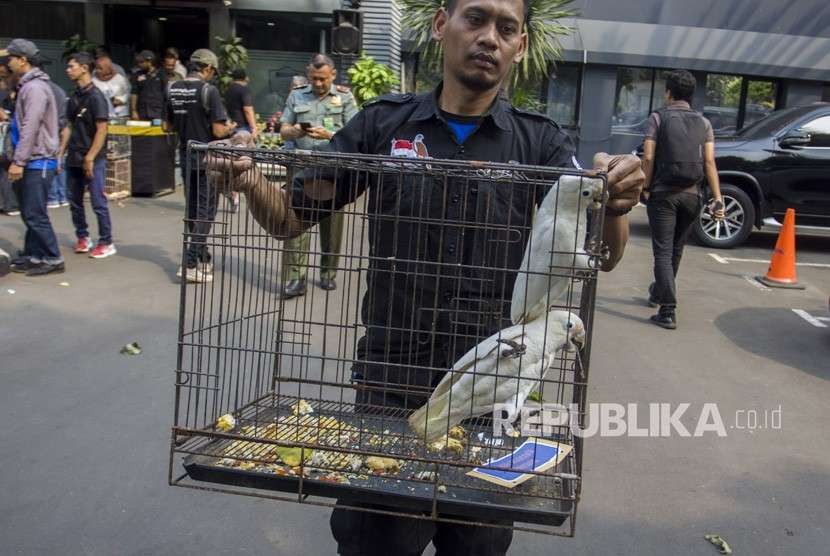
693,184,756,249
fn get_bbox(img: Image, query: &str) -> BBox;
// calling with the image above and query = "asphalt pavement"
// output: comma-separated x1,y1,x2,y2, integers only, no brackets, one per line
1,191,828,555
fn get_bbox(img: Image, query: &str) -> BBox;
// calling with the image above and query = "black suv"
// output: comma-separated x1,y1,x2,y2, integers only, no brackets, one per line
695,102,830,248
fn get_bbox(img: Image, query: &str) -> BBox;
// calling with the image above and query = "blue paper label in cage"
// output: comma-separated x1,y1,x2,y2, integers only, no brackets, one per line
467,438,573,488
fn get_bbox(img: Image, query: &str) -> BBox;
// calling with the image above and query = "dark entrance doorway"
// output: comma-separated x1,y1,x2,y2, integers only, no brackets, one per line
104,5,209,70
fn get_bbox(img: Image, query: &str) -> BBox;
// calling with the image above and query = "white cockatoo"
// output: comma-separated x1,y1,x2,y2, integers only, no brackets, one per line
510,175,605,324
408,310,586,442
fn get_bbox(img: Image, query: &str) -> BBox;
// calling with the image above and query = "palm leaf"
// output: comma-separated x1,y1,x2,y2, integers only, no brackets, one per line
399,0,577,86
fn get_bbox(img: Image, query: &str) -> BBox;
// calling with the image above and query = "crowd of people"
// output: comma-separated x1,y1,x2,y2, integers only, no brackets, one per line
1,27,721,332
0,39,257,277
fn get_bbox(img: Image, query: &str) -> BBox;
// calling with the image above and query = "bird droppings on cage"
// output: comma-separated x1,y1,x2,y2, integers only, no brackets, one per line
170,145,606,536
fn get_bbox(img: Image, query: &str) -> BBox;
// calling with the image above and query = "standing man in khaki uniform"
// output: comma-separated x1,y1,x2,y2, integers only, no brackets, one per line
279,53,358,297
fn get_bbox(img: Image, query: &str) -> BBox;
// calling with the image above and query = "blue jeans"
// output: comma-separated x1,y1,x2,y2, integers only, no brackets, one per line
0,167,18,212
67,159,113,244
12,168,63,264
48,158,68,204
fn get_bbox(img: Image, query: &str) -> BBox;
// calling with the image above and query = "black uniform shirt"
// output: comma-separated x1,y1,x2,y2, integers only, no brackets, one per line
66,82,109,167
164,78,228,162
224,82,253,129
291,84,576,407
133,69,167,120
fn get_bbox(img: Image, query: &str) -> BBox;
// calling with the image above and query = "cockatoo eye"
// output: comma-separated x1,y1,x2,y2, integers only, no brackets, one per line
567,322,574,329
582,190,590,196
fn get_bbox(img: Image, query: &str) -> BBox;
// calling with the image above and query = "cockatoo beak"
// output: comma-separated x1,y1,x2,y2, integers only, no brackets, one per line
567,325,586,352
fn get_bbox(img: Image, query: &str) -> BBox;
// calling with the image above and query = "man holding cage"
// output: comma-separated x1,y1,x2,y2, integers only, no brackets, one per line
208,0,643,553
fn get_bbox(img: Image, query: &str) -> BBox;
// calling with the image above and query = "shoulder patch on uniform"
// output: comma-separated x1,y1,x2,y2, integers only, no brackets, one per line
336,84,351,93
510,105,558,125
364,93,415,107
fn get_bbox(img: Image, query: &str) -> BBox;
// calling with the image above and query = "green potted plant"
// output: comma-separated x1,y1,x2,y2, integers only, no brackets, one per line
61,34,97,60
346,52,400,106
215,35,249,95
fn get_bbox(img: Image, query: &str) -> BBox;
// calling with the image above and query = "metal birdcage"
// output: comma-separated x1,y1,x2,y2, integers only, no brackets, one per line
168,144,608,537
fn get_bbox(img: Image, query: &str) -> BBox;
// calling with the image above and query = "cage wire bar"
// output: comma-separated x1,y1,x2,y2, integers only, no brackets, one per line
169,143,608,537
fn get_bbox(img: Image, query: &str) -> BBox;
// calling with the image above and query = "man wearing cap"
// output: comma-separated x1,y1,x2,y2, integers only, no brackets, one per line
131,50,166,121
164,48,234,283
278,53,358,297
3,39,64,276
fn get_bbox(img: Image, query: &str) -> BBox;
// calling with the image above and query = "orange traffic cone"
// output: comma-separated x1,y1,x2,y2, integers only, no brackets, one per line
756,208,805,289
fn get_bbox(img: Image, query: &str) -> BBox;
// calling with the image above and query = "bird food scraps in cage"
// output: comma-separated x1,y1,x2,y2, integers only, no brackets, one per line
171,141,607,532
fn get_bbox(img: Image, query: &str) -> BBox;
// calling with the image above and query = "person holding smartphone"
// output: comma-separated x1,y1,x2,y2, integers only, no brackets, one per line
277,54,358,298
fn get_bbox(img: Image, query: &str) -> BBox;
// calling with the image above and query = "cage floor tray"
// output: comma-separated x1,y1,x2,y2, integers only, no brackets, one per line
179,396,576,526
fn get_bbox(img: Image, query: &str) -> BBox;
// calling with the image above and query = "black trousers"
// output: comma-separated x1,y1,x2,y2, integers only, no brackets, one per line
184,165,219,267
335,343,513,556
646,190,702,309
331,503,513,556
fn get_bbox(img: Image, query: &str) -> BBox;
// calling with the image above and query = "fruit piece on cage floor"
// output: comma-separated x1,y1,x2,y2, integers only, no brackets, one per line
291,399,314,416
365,456,401,473
276,446,314,467
216,414,236,432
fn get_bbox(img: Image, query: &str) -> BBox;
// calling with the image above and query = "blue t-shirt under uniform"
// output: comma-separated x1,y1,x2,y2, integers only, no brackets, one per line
441,110,481,144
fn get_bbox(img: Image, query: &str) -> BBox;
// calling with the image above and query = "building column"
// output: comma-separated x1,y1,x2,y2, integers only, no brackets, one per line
576,64,617,164
357,0,402,92
85,1,105,45
692,71,707,111
209,4,232,52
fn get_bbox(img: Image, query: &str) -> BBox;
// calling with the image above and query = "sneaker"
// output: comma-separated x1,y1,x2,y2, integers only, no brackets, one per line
10,257,30,273
319,277,337,291
47,202,60,209
25,261,66,277
650,309,677,330
90,242,117,259
74,237,93,253
5,209,20,216
180,266,213,283
60,201,70,207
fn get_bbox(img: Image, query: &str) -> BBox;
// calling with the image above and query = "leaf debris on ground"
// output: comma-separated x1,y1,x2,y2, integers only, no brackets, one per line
120,342,142,355
704,534,733,554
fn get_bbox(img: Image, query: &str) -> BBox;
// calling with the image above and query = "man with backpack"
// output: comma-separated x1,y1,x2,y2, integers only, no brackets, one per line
163,48,234,283
641,69,725,329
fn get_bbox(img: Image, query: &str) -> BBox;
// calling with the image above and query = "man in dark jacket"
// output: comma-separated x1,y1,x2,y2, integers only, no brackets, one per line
210,0,644,552
4,39,64,276
131,50,166,121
